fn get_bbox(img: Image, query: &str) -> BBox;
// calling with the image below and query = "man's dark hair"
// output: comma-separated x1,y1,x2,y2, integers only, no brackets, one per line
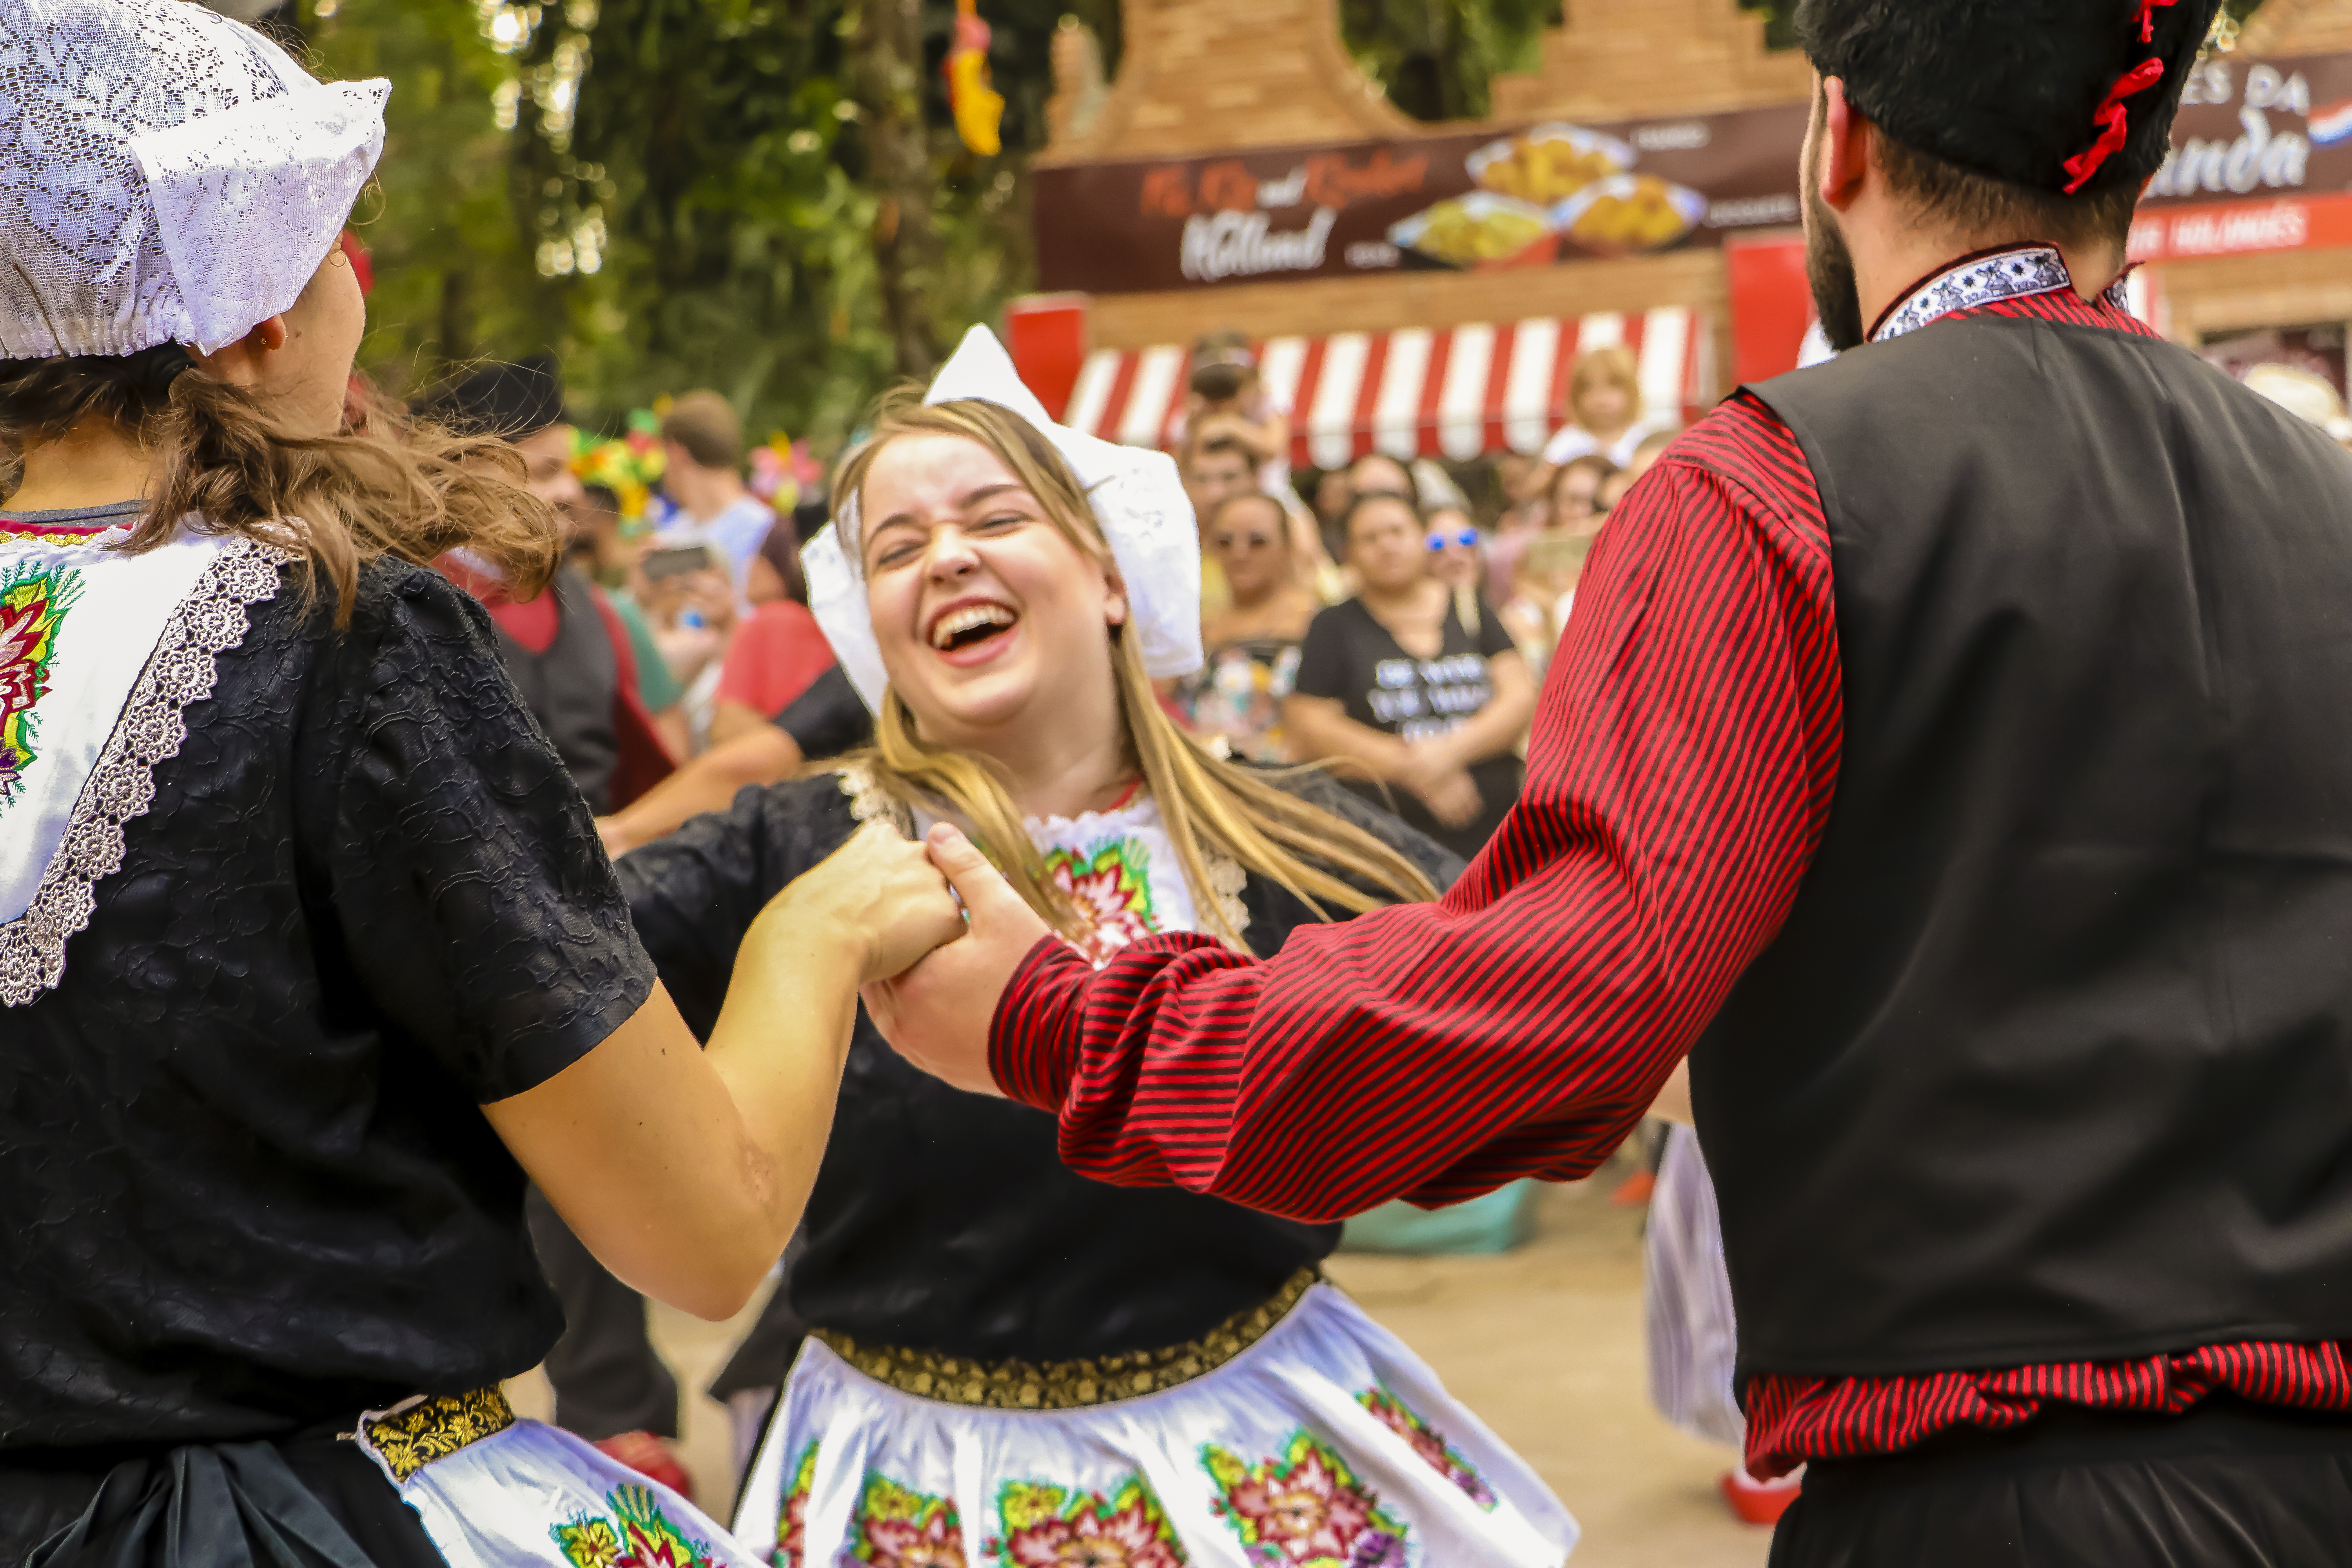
1874,123,2143,254
422,352,567,440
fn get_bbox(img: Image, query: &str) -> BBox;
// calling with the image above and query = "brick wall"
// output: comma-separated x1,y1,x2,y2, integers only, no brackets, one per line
1042,0,1806,166
2241,0,2352,56
1040,0,1414,164
1492,0,1810,122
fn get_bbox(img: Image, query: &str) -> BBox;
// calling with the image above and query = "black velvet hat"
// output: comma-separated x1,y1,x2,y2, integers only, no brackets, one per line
421,352,568,439
1795,0,2225,196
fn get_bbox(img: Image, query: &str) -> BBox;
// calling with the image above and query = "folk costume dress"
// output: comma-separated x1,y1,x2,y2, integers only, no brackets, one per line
0,4,765,1562
0,505,772,1568
616,767,1580,1568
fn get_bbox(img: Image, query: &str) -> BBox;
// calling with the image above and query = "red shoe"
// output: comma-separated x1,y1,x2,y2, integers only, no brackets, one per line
593,1429,694,1503
1720,1465,1802,1526
1610,1170,1656,1207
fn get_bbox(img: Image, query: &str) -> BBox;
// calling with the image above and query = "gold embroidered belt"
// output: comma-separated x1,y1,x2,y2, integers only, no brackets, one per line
358,1386,517,1481
813,1266,1320,1410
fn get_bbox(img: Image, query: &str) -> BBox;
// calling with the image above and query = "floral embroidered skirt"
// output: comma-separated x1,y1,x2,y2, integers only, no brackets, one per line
733,1281,1579,1568
354,1390,765,1568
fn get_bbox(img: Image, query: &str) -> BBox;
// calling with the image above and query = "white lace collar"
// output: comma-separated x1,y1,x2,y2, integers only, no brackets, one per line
0,524,287,1005
1869,244,2138,347
1023,795,1162,841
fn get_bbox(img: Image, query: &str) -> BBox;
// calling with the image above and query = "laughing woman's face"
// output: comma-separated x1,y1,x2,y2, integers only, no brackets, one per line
858,431,1128,755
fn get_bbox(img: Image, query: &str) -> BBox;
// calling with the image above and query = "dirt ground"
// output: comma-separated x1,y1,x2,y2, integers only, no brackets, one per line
511,1166,1772,1565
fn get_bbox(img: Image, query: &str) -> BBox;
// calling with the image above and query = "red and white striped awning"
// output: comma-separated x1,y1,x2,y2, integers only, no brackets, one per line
1063,308,1709,469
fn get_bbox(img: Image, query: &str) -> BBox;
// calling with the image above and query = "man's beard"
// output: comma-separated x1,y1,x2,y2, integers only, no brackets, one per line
1804,179,1867,353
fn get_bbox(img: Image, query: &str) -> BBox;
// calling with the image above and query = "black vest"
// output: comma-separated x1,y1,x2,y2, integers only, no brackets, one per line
1694,312,2352,1382
492,566,619,815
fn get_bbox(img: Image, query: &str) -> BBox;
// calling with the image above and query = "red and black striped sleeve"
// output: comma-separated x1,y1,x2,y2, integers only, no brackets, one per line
989,393,1844,1222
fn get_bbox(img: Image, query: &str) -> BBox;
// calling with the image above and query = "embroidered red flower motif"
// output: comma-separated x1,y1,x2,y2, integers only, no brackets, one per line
0,594,49,715
1205,1435,1406,1568
772,1442,819,1568
862,1508,966,1568
1357,1387,1497,1508
0,566,77,807
1002,1491,1183,1568
854,1475,966,1568
551,1485,720,1568
1043,838,1158,964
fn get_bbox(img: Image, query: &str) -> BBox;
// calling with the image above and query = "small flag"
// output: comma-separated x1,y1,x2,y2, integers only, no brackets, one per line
2308,99,2352,146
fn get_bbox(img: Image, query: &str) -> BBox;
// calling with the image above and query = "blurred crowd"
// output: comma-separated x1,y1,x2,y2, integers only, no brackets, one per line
1166,331,1678,858
457,330,1688,869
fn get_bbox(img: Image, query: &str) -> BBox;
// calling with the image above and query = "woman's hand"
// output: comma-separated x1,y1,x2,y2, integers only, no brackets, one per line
754,822,967,984
866,824,1052,1097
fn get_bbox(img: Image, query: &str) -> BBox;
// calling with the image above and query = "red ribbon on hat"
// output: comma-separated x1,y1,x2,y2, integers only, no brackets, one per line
2137,0,2182,43
2062,56,2167,194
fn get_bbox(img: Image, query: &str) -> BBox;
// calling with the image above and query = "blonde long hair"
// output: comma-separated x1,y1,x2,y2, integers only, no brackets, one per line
833,394,1436,951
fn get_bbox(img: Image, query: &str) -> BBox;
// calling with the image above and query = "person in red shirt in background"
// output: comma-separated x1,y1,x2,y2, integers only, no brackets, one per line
426,354,673,817
710,515,834,747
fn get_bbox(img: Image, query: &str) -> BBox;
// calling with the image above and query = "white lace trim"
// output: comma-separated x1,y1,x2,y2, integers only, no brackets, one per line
1871,245,2073,344
0,535,289,1007
1024,797,1161,838
836,762,913,835
1201,841,1250,952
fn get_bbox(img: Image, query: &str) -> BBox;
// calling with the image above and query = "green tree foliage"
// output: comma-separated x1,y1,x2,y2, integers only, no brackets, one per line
305,0,567,391
306,0,1109,444
1338,0,1556,122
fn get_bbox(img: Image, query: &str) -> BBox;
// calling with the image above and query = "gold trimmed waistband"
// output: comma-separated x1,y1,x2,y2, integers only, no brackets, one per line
359,1387,516,1481
813,1267,1321,1410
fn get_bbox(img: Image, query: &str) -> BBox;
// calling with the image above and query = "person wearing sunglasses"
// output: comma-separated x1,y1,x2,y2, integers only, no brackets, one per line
1423,506,1488,639
1174,492,1321,763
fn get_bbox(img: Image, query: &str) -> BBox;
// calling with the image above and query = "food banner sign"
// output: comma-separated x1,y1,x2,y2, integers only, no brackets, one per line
1031,102,1810,295
2131,52,2352,261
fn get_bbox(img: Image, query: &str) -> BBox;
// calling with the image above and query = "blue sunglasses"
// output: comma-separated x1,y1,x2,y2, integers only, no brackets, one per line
1426,529,1478,550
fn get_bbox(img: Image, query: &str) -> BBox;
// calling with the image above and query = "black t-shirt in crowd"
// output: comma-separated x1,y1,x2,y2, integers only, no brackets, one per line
1292,593,1525,857
2,557,655,1450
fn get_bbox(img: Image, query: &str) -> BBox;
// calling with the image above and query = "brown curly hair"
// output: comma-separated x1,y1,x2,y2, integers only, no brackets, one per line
0,330,561,626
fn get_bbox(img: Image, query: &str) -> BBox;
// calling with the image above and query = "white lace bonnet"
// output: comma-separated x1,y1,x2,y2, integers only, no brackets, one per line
804,325,1204,713
0,0,390,360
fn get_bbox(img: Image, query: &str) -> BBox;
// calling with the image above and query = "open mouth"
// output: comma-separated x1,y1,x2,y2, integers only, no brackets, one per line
929,602,1020,654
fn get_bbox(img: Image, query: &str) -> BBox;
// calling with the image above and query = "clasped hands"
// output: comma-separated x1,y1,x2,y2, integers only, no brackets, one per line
759,820,1049,1096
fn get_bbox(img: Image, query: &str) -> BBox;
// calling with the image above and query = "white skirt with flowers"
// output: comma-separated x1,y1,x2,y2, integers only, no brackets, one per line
732,1276,1578,1568
352,1390,765,1568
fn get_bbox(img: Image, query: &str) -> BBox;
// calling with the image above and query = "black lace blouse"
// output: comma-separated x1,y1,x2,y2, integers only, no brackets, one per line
1,558,654,1450
618,768,1459,1362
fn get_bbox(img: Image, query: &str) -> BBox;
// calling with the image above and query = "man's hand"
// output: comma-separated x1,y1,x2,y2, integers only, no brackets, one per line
864,823,1053,1098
